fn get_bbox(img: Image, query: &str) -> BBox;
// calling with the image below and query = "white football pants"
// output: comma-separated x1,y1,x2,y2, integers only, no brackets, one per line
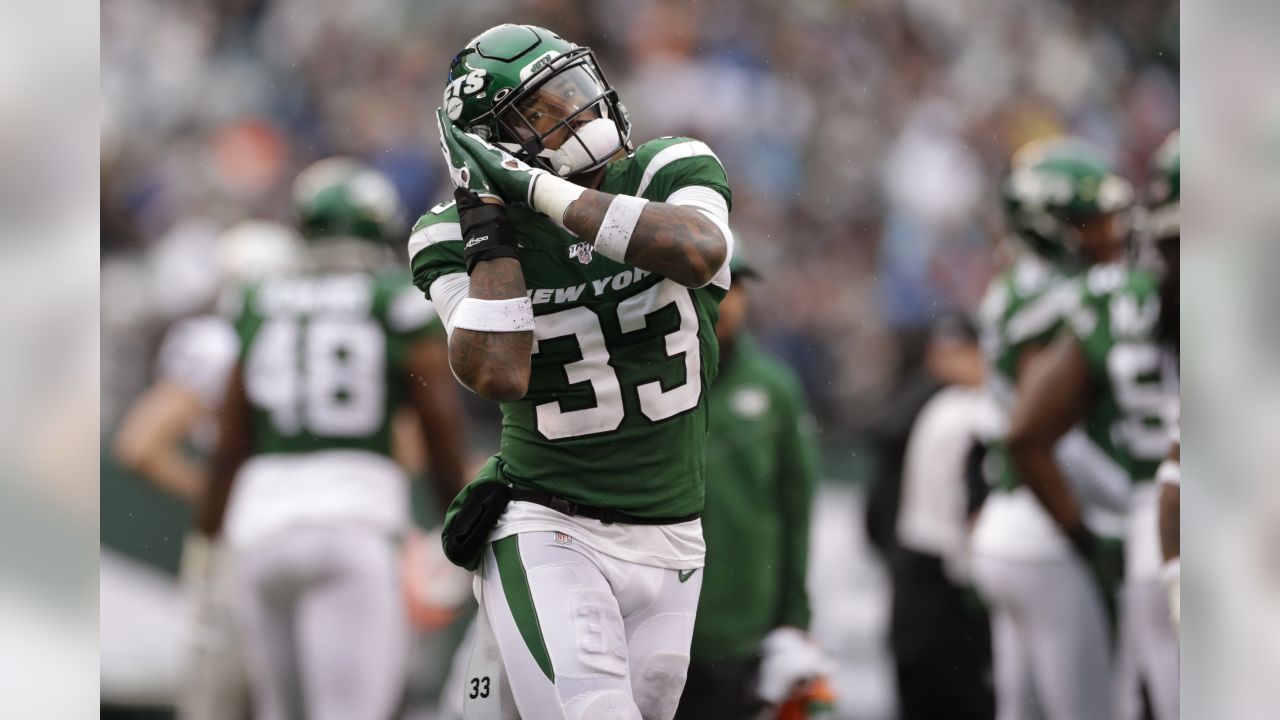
232,523,407,720
473,531,702,720
1115,578,1179,720
1116,484,1180,720
970,554,1113,720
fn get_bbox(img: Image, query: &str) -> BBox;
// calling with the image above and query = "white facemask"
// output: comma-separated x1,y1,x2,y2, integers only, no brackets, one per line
542,117,622,176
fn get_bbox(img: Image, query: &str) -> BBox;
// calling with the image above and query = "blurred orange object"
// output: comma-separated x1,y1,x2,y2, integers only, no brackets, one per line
400,528,473,631
776,677,837,720
211,117,287,199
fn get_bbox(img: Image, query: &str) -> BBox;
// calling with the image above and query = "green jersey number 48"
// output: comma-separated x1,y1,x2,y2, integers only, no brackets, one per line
246,317,386,437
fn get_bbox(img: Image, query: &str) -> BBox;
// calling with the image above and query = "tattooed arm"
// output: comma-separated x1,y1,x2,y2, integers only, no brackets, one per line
446,257,534,402
564,190,728,288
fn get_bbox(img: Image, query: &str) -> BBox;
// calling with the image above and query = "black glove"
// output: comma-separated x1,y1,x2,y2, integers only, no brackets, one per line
455,187,518,274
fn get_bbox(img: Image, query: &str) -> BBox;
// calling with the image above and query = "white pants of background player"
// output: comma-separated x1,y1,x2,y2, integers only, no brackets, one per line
969,432,1130,720
232,524,407,720
473,529,702,720
226,450,412,720
1115,484,1179,720
970,551,1112,720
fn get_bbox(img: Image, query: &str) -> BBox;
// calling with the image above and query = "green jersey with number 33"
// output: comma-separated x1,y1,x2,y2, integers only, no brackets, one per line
1068,263,1173,482
409,137,731,518
233,270,443,456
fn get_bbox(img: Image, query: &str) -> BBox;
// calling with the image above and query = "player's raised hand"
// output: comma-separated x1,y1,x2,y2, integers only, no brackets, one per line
436,107,502,202
446,121,551,209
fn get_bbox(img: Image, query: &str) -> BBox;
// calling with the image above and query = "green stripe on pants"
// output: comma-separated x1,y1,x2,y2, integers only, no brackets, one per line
492,536,554,681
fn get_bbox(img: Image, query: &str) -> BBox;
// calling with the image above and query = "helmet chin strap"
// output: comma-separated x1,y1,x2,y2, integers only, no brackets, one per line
542,118,622,176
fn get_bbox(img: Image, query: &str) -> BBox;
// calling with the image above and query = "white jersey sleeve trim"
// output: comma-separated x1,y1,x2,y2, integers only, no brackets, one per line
388,286,439,333
1007,281,1073,344
407,222,463,260
157,315,240,406
667,185,733,290
1156,458,1180,486
1055,428,1133,514
634,140,722,198
428,272,471,336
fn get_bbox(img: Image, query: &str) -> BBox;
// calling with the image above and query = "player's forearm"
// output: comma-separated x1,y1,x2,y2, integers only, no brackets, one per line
564,190,727,287
449,257,533,401
1008,435,1085,532
1159,483,1180,562
114,384,206,502
137,451,206,504
115,428,205,502
402,338,472,506
196,368,251,537
418,376,471,504
197,459,240,537
1007,333,1093,539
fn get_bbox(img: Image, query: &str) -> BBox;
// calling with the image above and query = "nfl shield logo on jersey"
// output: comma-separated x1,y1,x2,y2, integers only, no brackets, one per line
568,242,593,265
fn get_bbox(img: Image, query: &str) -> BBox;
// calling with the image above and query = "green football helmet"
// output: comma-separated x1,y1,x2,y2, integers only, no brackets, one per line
1002,137,1134,269
442,24,632,177
1146,130,1180,241
292,157,403,244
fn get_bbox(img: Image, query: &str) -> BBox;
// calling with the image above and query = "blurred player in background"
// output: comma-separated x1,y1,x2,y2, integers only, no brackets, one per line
115,221,303,503
417,23,731,720
890,315,995,720
970,138,1135,720
113,219,301,720
1146,134,1182,636
1007,130,1181,720
195,157,469,720
674,251,830,720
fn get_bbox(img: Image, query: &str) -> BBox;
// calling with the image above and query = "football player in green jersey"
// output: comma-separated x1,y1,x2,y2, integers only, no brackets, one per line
968,137,1136,720
1008,130,1181,720
675,252,829,720
196,157,469,720
114,219,301,720
413,24,732,720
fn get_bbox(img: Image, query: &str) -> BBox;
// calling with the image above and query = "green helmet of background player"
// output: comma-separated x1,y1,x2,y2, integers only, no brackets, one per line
442,24,632,177
1146,130,1180,241
292,157,403,245
1002,137,1134,271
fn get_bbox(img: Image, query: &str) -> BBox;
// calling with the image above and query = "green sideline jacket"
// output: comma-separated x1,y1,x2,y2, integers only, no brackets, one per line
691,335,820,661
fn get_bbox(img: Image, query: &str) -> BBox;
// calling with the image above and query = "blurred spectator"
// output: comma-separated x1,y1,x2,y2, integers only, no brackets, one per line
889,315,996,720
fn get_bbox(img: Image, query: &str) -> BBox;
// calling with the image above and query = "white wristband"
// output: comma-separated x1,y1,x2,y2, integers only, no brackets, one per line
1156,458,1180,486
593,195,649,262
450,297,536,333
530,173,587,229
